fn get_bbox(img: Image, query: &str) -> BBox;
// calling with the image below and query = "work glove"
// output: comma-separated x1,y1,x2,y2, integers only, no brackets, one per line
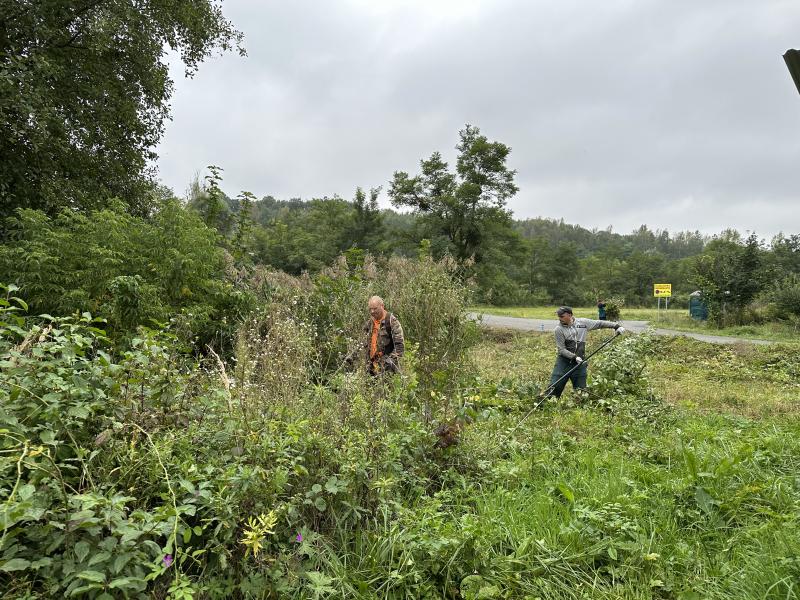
615,326,626,335
383,356,399,373
574,356,583,364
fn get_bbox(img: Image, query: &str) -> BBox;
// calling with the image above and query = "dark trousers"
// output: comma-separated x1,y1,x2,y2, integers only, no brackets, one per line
548,355,587,398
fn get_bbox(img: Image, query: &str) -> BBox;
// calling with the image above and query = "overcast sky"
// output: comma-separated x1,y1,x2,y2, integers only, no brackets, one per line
156,0,800,239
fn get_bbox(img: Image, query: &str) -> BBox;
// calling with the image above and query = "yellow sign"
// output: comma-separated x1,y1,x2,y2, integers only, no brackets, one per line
653,284,672,297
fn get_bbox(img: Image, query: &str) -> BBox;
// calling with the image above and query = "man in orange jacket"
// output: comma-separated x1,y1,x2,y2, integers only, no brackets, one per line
362,296,405,375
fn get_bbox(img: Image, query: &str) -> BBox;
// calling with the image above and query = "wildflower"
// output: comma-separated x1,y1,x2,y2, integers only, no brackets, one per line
163,554,173,568
295,533,303,543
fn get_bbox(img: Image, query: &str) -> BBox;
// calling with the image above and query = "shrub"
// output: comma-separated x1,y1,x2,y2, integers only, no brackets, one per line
0,202,254,350
604,296,625,320
765,274,800,319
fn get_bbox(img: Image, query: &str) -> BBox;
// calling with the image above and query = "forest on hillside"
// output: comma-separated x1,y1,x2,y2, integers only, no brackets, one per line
185,174,800,313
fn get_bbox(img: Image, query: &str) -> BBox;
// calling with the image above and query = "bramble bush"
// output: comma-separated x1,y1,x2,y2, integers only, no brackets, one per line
0,249,480,598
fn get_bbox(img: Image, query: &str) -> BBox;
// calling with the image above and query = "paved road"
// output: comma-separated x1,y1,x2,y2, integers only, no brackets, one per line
469,313,774,345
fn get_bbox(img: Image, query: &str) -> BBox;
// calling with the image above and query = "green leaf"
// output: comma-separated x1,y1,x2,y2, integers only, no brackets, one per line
695,486,716,515
68,405,91,419
30,557,53,569
476,585,501,599
70,584,105,596
74,541,91,563
88,551,111,566
109,576,139,589
607,546,618,560
1,558,31,572
113,553,131,574
555,482,575,504
11,297,28,311
18,483,35,501
76,569,106,583
313,496,327,512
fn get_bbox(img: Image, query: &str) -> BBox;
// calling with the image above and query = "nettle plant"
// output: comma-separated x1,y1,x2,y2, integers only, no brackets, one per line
588,332,656,408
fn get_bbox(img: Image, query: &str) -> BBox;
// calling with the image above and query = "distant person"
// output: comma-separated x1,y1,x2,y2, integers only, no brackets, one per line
548,306,624,397
597,299,607,320
361,296,405,375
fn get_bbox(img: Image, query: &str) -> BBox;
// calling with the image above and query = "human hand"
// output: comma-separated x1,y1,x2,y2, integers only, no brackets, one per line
574,356,583,364
616,326,626,335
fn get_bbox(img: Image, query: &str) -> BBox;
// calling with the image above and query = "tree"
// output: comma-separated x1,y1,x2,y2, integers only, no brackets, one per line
252,197,354,274
546,241,580,303
691,233,770,325
0,200,251,345
347,186,384,253
769,233,800,275
0,0,244,218
622,250,667,304
388,125,518,263
232,191,256,264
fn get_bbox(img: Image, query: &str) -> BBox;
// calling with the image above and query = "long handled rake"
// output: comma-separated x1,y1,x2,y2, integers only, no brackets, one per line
508,332,622,435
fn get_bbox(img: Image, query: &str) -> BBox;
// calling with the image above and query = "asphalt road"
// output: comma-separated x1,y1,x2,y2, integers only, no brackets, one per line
469,313,774,345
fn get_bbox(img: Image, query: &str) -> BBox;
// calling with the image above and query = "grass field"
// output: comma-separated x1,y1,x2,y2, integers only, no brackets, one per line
470,305,800,343
449,329,800,598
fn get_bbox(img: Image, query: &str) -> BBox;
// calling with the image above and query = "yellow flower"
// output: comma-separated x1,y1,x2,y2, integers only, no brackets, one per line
240,510,278,558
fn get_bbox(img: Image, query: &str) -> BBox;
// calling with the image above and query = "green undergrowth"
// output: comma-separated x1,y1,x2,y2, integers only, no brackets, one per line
2,280,799,598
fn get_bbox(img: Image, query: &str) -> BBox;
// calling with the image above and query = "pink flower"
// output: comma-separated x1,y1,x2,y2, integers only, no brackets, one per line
295,533,303,543
163,554,173,568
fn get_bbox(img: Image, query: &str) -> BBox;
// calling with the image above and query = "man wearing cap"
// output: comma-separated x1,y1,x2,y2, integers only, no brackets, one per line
548,306,625,397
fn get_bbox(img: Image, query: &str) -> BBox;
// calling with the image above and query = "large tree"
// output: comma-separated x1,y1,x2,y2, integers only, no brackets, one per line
0,0,244,218
388,124,518,263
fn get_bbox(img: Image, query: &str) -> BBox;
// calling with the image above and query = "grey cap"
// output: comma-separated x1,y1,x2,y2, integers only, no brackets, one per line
556,306,573,316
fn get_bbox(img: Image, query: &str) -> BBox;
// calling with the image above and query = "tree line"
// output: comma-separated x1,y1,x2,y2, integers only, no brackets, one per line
180,153,800,326
2,0,799,332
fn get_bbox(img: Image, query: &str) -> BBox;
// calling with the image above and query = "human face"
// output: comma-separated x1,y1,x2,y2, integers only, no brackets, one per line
557,311,573,326
368,299,385,321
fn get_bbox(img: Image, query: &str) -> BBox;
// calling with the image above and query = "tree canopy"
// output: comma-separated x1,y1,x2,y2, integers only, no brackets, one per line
0,0,244,218
389,124,518,264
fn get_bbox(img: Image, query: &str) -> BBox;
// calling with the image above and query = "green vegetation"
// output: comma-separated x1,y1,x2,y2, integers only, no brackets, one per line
0,0,244,218
4,275,800,597
3,2,800,597
0,201,253,350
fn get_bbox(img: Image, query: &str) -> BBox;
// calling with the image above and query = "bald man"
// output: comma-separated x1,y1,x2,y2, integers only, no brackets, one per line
362,296,405,375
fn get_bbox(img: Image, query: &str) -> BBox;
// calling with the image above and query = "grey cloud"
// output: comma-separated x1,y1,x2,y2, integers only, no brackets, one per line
156,0,800,237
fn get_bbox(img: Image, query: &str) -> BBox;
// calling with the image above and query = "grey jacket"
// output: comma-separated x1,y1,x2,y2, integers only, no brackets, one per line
555,317,619,360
